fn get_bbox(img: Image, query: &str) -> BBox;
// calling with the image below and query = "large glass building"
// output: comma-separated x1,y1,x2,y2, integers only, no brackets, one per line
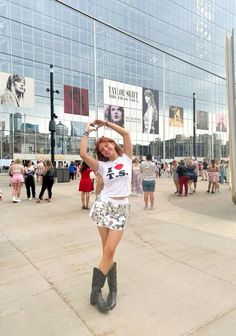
0,0,235,170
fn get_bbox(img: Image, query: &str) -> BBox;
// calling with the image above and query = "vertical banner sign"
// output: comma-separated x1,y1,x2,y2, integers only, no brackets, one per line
64,85,89,116
0,72,34,108
225,29,236,205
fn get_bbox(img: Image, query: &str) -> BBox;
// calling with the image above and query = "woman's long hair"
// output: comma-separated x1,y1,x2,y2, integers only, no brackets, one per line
7,74,25,97
210,159,216,168
144,89,158,120
80,161,89,172
94,136,123,162
44,160,53,169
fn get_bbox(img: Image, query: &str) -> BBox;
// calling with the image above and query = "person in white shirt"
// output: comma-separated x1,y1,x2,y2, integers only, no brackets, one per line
140,154,156,209
80,119,132,313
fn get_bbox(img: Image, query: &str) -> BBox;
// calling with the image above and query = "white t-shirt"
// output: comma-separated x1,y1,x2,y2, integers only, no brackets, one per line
98,154,132,197
140,161,156,181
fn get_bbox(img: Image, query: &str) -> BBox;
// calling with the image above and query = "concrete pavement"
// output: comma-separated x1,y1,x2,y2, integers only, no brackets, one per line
0,175,236,336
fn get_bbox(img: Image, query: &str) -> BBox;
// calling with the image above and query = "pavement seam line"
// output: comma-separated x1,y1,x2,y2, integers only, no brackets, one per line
182,305,236,336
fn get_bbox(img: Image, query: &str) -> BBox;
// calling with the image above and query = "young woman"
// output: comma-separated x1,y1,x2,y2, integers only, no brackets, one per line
207,159,219,194
10,158,25,203
80,119,132,313
78,161,94,209
140,154,156,209
36,160,54,203
176,159,189,196
24,160,36,200
132,156,143,196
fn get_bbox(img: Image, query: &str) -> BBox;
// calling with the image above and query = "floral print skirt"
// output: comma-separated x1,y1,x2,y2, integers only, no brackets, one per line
89,196,130,230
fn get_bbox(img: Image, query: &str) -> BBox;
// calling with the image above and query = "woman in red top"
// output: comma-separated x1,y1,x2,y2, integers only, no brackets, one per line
78,161,94,209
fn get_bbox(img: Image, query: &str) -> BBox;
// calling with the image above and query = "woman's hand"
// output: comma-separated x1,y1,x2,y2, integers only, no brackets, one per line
91,119,106,129
85,122,97,133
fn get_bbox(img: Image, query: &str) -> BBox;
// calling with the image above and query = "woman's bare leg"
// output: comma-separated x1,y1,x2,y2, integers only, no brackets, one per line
81,192,85,207
98,226,109,250
98,229,124,275
144,192,148,207
16,182,22,198
149,192,154,208
85,192,90,208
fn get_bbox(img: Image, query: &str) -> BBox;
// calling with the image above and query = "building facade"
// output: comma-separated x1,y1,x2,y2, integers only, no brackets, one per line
0,0,235,170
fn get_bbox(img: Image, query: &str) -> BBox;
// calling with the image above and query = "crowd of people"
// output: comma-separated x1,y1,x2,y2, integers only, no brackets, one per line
1,156,229,205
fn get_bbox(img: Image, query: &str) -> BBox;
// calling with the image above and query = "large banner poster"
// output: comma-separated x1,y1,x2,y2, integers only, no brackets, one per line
216,113,227,132
0,72,34,108
197,110,209,130
64,85,89,116
103,79,159,134
169,106,184,127
142,87,159,134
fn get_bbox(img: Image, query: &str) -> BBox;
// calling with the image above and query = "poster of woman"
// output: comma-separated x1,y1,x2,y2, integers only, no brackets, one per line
104,104,125,128
169,106,183,127
142,88,159,134
197,110,209,130
0,72,34,108
216,113,227,132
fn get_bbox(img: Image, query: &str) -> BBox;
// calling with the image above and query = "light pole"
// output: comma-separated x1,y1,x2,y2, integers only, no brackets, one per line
46,64,59,167
193,92,196,159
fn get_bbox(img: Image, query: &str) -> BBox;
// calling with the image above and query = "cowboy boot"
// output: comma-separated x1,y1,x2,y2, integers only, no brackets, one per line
90,267,109,313
107,262,117,309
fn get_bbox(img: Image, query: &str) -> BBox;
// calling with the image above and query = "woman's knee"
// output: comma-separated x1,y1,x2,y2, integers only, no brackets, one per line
103,244,116,260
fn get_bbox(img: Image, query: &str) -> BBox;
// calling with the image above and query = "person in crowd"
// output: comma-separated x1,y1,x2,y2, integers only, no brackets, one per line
155,161,161,178
186,158,197,194
140,153,156,209
78,161,94,209
171,160,179,193
1,74,26,107
176,159,189,196
10,158,25,203
132,156,143,196
143,89,158,134
8,160,14,186
219,160,226,184
192,158,199,192
164,162,171,178
75,161,81,179
225,160,229,184
36,160,44,183
24,160,36,200
69,161,75,180
36,160,54,202
80,118,132,313
201,158,208,181
207,159,219,194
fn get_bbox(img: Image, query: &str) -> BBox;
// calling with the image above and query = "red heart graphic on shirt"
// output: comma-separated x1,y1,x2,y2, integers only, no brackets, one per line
114,164,123,170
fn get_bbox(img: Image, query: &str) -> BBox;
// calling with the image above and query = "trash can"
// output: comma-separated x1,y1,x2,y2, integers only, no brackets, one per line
56,168,70,183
